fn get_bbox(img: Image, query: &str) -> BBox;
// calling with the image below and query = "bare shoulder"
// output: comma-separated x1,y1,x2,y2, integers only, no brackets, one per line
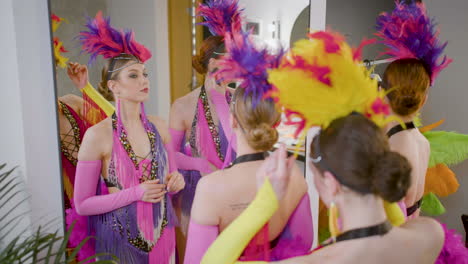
402,216,444,251
78,118,112,161
288,162,308,197
191,169,224,225
147,115,170,143
173,88,200,111
58,94,83,113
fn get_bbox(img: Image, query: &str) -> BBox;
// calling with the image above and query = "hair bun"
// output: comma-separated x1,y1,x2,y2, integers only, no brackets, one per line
246,123,278,152
371,151,412,202
192,54,207,75
98,77,115,102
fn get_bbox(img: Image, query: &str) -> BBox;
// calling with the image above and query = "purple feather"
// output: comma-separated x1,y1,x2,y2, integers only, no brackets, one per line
78,11,152,65
216,31,283,107
375,0,452,84
196,0,244,36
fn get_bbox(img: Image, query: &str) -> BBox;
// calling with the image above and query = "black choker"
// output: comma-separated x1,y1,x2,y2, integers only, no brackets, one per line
323,220,392,247
387,121,416,138
226,152,267,168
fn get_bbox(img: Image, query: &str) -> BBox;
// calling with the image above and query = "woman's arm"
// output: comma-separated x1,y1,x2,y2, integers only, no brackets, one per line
169,98,214,173
200,179,278,264
74,125,166,215
184,175,221,264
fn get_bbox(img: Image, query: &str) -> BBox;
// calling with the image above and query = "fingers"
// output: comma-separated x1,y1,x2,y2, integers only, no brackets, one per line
146,196,164,203
146,179,160,184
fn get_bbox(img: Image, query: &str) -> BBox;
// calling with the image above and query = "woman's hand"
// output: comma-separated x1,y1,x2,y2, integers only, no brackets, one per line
140,179,167,203
166,171,185,194
256,144,295,200
67,62,89,90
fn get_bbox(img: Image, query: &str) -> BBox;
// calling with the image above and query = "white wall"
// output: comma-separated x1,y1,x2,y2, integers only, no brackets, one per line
0,0,32,248
423,0,468,235
0,0,64,242
306,0,326,249
326,0,394,74
239,0,310,49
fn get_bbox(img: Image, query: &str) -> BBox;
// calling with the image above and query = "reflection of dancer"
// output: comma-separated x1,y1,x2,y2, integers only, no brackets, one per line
376,1,452,219
184,31,312,263
376,3,468,262
61,62,115,262
169,0,243,240
53,13,111,261
74,12,184,263
200,31,446,264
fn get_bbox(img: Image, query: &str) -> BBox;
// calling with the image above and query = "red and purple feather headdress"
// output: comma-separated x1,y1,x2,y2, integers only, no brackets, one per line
215,30,283,107
375,0,452,84
196,0,243,37
78,11,152,64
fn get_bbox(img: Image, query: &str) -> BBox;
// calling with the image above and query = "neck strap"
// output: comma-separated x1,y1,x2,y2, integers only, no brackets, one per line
323,220,392,247
387,121,416,138
226,152,267,168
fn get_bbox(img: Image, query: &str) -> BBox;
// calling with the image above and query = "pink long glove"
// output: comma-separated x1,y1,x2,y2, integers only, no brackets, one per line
169,128,213,174
74,160,145,216
184,220,219,264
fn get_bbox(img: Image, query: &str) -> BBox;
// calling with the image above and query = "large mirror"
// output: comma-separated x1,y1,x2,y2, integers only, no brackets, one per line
49,0,312,262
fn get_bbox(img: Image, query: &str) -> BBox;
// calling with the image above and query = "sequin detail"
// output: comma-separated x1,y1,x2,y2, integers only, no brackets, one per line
110,112,168,252
191,86,225,161
59,101,81,166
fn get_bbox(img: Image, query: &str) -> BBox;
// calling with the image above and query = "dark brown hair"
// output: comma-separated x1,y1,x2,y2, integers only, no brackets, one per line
98,53,140,102
192,36,225,75
382,58,431,116
232,88,281,152
310,114,412,202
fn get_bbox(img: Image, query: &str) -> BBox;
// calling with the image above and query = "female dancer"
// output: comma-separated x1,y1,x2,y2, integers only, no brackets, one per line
74,12,184,263
53,13,115,261
169,0,243,252
184,31,313,264
200,30,447,264
375,1,452,218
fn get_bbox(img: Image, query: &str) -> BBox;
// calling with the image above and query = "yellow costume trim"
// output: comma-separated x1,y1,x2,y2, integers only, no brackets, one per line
201,179,277,264
383,201,405,226
81,82,115,118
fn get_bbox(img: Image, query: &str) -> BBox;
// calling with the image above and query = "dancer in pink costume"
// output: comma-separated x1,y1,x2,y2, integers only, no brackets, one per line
74,11,184,263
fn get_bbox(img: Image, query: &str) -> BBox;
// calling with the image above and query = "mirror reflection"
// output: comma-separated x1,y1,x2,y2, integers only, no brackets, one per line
46,0,466,263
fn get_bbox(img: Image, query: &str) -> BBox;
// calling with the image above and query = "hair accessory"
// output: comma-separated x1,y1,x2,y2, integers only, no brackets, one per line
51,14,69,68
51,13,67,33
268,31,396,141
78,11,152,65
53,37,69,68
196,0,244,37
375,0,453,84
215,30,283,107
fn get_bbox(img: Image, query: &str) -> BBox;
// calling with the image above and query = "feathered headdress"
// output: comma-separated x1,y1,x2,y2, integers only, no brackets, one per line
268,31,395,139
375,0,452,84
51,13,67,33
196,0,243,36
78,11,152,64
51,14,69,68
215,30,283,106
53,37,69,68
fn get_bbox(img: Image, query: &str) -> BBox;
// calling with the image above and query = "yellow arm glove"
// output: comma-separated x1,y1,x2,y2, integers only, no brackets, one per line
201,179,279,264
81,82,114,117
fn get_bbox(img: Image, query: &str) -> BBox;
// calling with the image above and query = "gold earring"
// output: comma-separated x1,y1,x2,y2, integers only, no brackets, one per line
329,201,340,242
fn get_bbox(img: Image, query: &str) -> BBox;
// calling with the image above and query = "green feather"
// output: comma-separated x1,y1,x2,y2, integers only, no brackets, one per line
423,131,468,168
421,192,446,216
413,113,423,127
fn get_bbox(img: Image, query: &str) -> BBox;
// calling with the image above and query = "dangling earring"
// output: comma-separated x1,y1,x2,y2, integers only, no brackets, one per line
329,201,340,242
